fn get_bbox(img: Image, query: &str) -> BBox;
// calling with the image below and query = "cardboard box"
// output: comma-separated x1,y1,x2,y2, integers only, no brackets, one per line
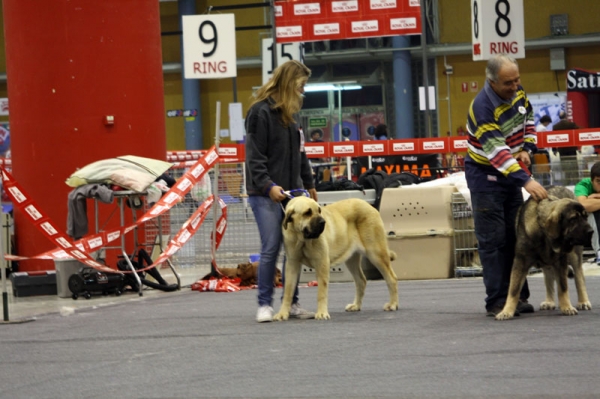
9,271,57,297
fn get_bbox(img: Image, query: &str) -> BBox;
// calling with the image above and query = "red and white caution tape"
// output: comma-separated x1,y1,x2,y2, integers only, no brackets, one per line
1,167,115,273
1,147,221,271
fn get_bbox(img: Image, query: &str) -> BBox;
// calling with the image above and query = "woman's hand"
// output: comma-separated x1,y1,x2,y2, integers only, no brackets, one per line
269,185,287,203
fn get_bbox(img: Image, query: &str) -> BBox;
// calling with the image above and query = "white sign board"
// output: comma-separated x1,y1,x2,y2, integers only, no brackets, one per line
261,38,303,85
419,86,436,111
471,0,525,61
0,98,8,116
182,14,237,79
228,102,245,141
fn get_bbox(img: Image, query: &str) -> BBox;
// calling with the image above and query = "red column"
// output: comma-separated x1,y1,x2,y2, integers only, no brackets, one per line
3,1,166,271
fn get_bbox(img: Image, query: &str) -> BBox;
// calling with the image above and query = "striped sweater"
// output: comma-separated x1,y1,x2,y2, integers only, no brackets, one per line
464,80,537,191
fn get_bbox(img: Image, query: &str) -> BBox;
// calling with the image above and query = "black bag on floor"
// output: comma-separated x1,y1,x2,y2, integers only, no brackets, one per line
358,169,420,209
117,249,178,292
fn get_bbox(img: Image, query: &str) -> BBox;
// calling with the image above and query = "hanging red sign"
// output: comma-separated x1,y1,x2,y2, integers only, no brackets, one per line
274,0,422,43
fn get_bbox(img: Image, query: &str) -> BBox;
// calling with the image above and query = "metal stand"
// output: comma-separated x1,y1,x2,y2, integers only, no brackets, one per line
157,215,180,289
115,192,144,296
94,191,180,296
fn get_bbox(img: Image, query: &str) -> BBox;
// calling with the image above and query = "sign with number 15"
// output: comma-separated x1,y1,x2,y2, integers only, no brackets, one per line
182,14,237,79
471,0,524,61
261,39,303,85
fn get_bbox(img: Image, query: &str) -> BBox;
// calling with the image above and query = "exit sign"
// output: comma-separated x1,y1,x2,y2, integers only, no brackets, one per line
309,117,327,128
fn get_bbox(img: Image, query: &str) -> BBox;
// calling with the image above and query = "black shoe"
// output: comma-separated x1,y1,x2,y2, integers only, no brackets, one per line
517,300,534,314
486,304,520,317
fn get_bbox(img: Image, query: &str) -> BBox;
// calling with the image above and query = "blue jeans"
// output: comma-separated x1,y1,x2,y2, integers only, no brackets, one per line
470,189,530,311
248,195,299,307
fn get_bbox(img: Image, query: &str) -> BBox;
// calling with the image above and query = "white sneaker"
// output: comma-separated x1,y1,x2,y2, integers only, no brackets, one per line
596,251,600,265
289,303,315,319
256,305,273,323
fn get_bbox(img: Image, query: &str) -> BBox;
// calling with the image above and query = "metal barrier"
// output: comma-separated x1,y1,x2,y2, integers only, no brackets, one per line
451,192,481,278
531,155,599,186
140,153,598,278
144,162,261,274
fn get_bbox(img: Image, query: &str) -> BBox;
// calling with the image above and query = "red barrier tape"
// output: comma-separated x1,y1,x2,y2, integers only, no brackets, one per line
1,147,224,273
1,167,115,273
147,195,226,271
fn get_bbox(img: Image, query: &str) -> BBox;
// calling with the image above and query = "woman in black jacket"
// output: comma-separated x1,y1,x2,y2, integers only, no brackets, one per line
245,60,318,323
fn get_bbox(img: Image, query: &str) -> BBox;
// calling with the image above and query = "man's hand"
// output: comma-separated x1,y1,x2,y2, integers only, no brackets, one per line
523,179,548,201
308,188,318,201
516,150,532,167
268,185,287,203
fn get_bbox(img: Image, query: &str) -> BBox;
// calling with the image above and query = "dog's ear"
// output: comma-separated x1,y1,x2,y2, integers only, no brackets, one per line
542,202,563,242
237,263,250,278
283,209,294,230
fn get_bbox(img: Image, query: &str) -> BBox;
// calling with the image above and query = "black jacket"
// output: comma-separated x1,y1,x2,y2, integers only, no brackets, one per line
553,119,580,157
244,99,314,196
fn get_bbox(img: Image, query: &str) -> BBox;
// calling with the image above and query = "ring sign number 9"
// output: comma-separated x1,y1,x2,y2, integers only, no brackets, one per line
182,14,237,79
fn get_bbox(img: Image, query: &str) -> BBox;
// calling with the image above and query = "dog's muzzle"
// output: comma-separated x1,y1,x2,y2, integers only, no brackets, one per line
581,227,594,247
568,224,594,247
303,217,326,239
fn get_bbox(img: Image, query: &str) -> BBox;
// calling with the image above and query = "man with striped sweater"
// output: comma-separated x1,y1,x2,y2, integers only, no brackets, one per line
465,54,548,317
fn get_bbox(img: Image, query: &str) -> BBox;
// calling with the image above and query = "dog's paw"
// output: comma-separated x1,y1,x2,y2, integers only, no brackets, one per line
560,306,579,316
495,311,516,321
383,302,399,311
273,312,289,321
315,311,331,320
576,301,592,311
345,303,361,312
540,301,556,310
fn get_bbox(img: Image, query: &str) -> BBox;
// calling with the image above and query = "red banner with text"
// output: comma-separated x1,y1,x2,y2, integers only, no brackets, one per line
274,0,422,43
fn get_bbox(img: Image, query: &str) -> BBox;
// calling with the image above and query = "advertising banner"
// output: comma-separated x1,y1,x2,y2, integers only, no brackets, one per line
356,153,440,180
274,0,422,43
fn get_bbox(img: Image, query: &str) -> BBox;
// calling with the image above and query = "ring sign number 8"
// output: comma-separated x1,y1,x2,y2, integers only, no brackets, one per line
471,0,524,61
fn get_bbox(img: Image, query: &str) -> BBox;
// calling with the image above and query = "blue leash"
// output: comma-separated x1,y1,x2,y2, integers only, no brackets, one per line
281,189,310,199
280,189,310,211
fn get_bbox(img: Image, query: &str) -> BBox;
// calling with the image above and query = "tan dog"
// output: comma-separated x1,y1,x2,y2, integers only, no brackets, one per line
274,196,399,321
202,261,282,287
236,262,258,286
201,267,238,282
496,186,594,320
236,261,282,287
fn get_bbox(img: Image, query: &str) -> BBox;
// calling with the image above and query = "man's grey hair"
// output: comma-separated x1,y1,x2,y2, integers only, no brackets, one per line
486,54,518,82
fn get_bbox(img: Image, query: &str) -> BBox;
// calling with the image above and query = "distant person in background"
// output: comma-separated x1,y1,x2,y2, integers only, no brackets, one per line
553,110,580,157
310,129,324,142
553,110,580,185
536,115,552,132
554,110,579,131
373,124,389,140
574,161,600,265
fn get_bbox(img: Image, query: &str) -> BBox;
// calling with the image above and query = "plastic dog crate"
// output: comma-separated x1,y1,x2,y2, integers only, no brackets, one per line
378,185,457,280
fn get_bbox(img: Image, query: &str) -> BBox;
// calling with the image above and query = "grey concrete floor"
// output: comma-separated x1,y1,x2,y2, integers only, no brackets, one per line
1,264,600,399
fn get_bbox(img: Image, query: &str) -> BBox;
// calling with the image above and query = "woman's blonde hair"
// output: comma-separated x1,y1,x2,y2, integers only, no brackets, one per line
250,60,311,126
